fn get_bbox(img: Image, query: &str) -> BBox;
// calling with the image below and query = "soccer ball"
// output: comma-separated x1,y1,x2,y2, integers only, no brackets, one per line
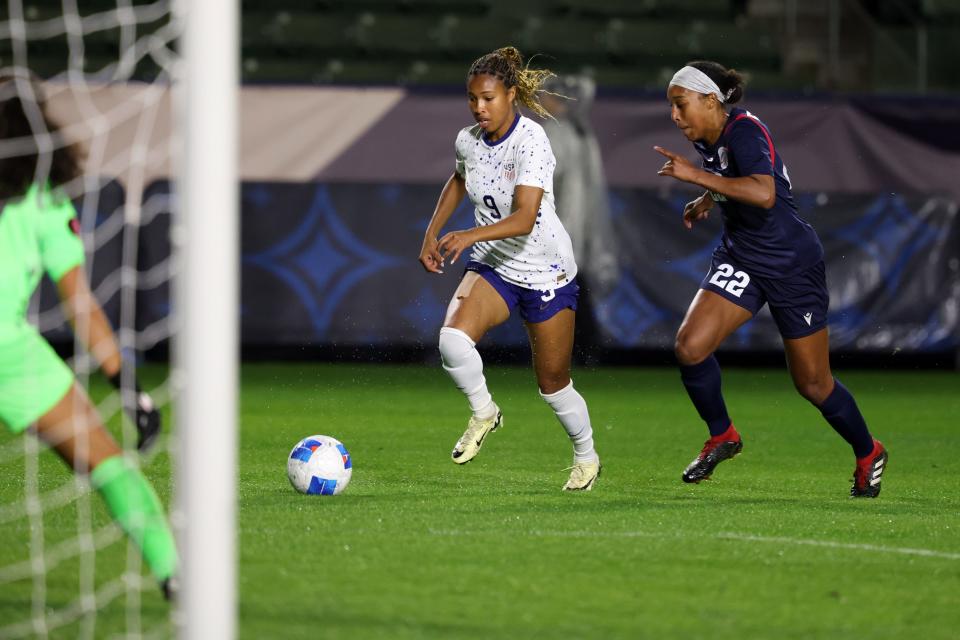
287,435,353,495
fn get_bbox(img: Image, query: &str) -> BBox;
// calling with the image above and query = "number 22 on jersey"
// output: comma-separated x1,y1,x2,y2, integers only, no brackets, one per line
708,263,750,297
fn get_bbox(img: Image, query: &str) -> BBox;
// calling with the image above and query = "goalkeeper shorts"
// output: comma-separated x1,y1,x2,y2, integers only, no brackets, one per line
0,324,74,433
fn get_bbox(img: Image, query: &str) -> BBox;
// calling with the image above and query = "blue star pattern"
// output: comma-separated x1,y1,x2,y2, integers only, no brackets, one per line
400,286,448,342
48,182,957,355
243,185,401,340
661,235,723,284
820,193,955,350
826,194,941,295
596,272,670,346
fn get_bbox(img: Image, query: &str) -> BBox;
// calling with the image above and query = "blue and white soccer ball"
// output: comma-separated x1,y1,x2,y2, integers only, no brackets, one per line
287,435,353,495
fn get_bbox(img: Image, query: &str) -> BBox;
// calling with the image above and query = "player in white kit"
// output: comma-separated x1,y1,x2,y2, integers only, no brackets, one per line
418,46,601,491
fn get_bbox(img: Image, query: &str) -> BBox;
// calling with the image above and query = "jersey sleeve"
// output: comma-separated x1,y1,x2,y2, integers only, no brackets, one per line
515,128,556,191
37,188,85,282
454,132,466,178
727,119,775,177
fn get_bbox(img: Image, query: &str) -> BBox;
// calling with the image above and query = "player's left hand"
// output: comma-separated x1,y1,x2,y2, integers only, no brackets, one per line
132,390,161,453
654,146,699,183
109,371,162,453
437,230,476,265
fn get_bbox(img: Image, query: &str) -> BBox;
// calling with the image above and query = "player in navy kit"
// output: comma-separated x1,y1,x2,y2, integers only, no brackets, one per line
654,61,887,497
418,46,600,491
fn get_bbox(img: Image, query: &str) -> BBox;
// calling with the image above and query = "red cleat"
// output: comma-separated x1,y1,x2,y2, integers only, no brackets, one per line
682,425,743,484
851,440,887,498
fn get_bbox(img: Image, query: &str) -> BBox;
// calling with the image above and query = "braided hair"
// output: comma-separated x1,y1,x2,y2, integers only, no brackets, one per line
467,46,554,119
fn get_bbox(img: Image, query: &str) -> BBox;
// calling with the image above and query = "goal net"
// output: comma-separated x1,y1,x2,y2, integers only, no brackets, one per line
0,1,237,637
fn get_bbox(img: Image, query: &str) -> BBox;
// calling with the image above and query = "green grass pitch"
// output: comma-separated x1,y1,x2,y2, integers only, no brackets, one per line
1,362,958,638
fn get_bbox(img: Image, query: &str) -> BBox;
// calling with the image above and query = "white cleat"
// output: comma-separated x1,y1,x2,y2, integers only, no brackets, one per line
562,459,601,491
451,407,503,464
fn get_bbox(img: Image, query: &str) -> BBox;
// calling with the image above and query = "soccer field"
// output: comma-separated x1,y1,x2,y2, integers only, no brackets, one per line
2,362,959,638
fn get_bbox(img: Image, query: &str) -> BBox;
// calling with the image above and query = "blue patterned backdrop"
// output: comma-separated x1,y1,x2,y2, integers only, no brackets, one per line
597,189,959,352
39,181,960,355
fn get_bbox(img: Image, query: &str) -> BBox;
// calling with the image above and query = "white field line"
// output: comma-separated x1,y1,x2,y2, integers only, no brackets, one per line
427,528,960,561
713,532,960,560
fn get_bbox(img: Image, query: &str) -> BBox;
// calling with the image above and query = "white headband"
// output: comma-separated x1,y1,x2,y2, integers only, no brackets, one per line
669,66,730,103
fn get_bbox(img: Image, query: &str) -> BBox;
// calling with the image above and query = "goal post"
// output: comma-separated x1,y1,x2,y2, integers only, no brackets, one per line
173,0,239,638
0,0,240,636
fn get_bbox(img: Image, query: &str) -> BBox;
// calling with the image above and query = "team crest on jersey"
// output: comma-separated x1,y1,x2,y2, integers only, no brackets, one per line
68,218,80,235
502,161,516,181
718,147,729,171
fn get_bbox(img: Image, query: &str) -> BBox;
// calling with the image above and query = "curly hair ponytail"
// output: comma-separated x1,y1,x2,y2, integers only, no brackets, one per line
0,73,82,200
687,60,746,105
467,46,555,119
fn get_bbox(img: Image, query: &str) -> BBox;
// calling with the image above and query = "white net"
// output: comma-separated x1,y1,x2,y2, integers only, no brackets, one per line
0,2,180,637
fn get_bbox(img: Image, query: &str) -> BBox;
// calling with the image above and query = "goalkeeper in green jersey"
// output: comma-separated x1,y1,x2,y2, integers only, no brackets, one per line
0,73,177,598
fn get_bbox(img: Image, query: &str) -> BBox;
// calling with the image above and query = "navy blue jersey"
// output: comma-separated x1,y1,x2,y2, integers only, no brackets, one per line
694,107,823,278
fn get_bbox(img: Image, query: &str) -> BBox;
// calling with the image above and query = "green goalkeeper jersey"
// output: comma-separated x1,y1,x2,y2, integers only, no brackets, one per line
0,183,85,342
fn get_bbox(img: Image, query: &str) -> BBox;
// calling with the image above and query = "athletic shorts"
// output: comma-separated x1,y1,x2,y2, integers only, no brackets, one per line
465,261,579,324
0,324,74,433
700,247,829,339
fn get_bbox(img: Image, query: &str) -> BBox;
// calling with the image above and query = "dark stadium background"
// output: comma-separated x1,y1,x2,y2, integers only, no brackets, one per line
4,3,960,639
24,0,960,368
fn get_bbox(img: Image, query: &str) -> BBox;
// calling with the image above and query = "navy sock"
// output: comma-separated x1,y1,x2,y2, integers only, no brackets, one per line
679,355,732,437
817,379,875,458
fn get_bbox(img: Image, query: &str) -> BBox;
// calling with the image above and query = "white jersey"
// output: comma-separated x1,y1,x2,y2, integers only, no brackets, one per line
454,114,577,290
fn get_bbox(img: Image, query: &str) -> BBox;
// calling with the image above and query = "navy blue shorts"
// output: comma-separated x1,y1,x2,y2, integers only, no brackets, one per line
700,247,829,339
465,261,579,324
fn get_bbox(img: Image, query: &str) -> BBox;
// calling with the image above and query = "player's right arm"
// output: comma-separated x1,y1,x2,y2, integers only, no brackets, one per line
419,171,466,274
38,190,161,451
56,266,122,377
34,191,121,378
55,266,162,451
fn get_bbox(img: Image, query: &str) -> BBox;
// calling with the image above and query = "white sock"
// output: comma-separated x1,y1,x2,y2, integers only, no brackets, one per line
540,380,598,463
439,327,496,418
